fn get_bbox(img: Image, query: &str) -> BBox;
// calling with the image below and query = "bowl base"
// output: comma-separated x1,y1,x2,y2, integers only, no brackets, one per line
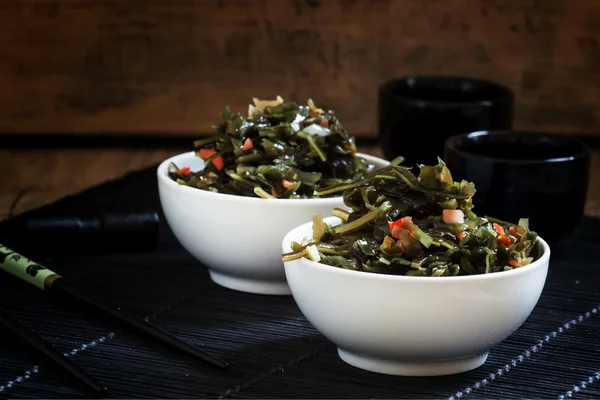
208,270,292,296
337,348,489,376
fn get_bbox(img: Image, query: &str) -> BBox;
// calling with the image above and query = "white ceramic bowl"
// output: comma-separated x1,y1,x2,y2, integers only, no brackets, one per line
157,152,389,295
282,217,550,376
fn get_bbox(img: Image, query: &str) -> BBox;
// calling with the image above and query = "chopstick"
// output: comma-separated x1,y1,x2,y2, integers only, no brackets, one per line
0,307,107,396
0,244,229,371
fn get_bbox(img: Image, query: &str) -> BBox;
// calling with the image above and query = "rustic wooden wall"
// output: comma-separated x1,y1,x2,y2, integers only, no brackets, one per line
0,0,599,138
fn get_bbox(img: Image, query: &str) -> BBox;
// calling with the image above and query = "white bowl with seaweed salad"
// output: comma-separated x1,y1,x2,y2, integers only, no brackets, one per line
157,96,389,295
281,160,549,375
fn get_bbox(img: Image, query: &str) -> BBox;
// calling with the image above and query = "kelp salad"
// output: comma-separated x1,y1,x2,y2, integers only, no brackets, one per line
168,96,375,199
282,159,540,277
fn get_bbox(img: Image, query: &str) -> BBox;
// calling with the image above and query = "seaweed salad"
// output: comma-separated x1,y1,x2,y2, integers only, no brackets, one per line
168,96,374,199
282,159,539,276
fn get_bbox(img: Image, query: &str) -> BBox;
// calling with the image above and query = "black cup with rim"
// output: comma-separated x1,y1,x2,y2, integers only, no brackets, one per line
444,131,590,243
378,75,514,167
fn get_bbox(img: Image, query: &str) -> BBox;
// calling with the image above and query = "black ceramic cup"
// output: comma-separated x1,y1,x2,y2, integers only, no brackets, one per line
444,131,590,243
378,76,514,167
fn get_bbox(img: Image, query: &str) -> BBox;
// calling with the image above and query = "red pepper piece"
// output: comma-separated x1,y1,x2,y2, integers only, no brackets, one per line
493,223,505,236
498,235,512,247
388,217,414,239
198,148,224,170
178,166,191,176
242,138,253,152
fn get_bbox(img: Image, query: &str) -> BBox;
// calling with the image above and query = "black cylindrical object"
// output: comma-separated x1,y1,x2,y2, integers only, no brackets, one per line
378,75,514,167
8,212,160,256
444,131,590,243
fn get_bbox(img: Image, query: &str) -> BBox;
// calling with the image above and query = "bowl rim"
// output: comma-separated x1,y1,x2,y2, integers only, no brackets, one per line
157,151,390,205
282,216,550,283
378,75,514,108
444,130,591,165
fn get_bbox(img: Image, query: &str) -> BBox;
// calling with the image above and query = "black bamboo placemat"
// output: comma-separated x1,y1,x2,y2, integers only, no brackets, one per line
0,165,599,399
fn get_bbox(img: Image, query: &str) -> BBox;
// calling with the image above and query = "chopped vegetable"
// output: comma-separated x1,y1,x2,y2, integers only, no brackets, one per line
281,179,295,188
388,216,414,239
198,148,216,159
169,96,376,199
198,148,225,170
178,166,191,176
282,159,539,277
312,214,326,242
443,209,465,224
493,223,505,236
498,235,512,248
242,138,253,152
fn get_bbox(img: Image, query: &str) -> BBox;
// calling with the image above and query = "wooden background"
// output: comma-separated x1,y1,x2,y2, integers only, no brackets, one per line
0,0,599,137
1,0,599,220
